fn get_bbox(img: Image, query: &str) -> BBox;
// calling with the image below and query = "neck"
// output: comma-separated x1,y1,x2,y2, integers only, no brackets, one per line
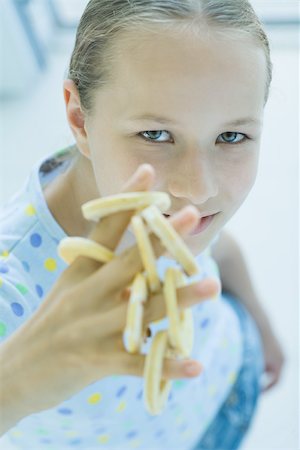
44,148,98,237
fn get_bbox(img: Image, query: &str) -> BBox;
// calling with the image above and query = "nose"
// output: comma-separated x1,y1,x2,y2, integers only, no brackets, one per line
167,151,219,205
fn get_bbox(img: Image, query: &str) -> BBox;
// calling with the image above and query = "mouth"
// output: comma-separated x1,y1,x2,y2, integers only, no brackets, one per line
163,212,219,235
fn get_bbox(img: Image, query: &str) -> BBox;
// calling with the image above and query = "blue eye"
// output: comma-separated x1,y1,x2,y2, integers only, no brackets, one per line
139,130,173,143
217,132,248,144
139,130,249,145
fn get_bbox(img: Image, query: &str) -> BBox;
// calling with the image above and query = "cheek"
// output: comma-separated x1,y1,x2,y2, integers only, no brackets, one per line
225,156,259,204
90,142,146,195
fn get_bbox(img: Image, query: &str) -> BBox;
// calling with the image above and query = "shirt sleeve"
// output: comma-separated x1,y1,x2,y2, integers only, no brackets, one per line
0,257,40,344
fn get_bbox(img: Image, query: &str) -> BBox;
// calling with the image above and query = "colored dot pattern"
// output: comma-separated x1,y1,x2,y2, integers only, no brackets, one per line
69,438,82,445
0,261,9,273
11,302,24,317
37,428,49,436
0,322,7,337
35,284,43,298
126,430,138,439
25,204,36,216
22,261,30,272
0,156,243,449
30,233,42,247
116,400,127,413
16,283,29,295
116,385,127,397
97,434,110,444
44,258,57,272
87,393,102,405
58,408,73,415
6,294,240,450
201,317,210,328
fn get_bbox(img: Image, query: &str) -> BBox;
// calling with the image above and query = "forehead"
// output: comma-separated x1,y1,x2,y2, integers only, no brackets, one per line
98,27,267,119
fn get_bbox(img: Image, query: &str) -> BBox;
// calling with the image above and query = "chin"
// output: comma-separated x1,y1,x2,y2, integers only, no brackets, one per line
185,213,225,256
185,234,214,256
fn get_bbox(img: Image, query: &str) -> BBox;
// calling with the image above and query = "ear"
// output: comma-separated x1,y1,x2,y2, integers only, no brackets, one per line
63,79,91,159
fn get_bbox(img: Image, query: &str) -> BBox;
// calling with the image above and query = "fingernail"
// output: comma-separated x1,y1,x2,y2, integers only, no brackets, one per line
180,205,200,219
184,362,201,376
132,164,154,183
198,277,221,296
173,206,200,233
121,164,155,191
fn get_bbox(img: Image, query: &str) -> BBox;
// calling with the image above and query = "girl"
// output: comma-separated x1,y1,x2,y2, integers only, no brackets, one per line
0,1,285,449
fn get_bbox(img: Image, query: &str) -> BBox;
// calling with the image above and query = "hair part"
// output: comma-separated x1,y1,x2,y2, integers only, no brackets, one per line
68,0,273,116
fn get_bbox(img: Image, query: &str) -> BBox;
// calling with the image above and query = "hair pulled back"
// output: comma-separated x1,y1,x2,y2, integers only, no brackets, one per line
68,0,272,115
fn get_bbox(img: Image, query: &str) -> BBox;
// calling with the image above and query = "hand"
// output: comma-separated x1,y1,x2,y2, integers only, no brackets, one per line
1,163,220,428
260,324,286,392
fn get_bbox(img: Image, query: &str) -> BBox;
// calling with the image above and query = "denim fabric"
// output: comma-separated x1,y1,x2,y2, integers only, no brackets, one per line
192,292,264,450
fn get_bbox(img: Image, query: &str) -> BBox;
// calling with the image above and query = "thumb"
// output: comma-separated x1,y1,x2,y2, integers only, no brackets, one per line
115,351,203,381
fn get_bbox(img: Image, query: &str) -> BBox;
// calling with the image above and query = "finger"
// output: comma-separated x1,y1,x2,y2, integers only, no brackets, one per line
87,205,200,294
85,277,220,334
66,164,155,276
261,369,279,392
143,277,221,327
115,351,203,380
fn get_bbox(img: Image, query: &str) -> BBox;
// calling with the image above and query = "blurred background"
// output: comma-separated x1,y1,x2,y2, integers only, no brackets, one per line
0,1,299,449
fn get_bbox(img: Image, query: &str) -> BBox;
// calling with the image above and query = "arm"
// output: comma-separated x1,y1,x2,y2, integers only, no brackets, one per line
211,229,270,331
211,229,285,391
0,333,34,435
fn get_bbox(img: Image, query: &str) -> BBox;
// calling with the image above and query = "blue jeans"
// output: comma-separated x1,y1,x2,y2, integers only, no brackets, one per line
192,292,264,450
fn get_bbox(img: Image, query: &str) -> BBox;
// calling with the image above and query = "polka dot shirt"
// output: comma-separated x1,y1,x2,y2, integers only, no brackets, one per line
0,147,243,450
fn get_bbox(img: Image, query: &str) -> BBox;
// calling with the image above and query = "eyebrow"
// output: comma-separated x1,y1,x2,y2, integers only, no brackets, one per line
222,118,262,127
128,114,262,127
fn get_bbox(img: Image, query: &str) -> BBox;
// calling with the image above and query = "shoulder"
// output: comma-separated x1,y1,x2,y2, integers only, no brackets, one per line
211,229,244,267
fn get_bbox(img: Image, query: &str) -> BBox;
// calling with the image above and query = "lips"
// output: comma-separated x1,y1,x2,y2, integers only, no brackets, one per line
190,214,216,235
163,212,218,235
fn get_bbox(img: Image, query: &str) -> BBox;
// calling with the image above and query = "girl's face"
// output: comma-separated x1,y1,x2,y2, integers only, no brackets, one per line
80,28,267,252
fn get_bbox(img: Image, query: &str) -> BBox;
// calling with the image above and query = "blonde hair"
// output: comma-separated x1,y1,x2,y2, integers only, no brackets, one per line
68,0,272,115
